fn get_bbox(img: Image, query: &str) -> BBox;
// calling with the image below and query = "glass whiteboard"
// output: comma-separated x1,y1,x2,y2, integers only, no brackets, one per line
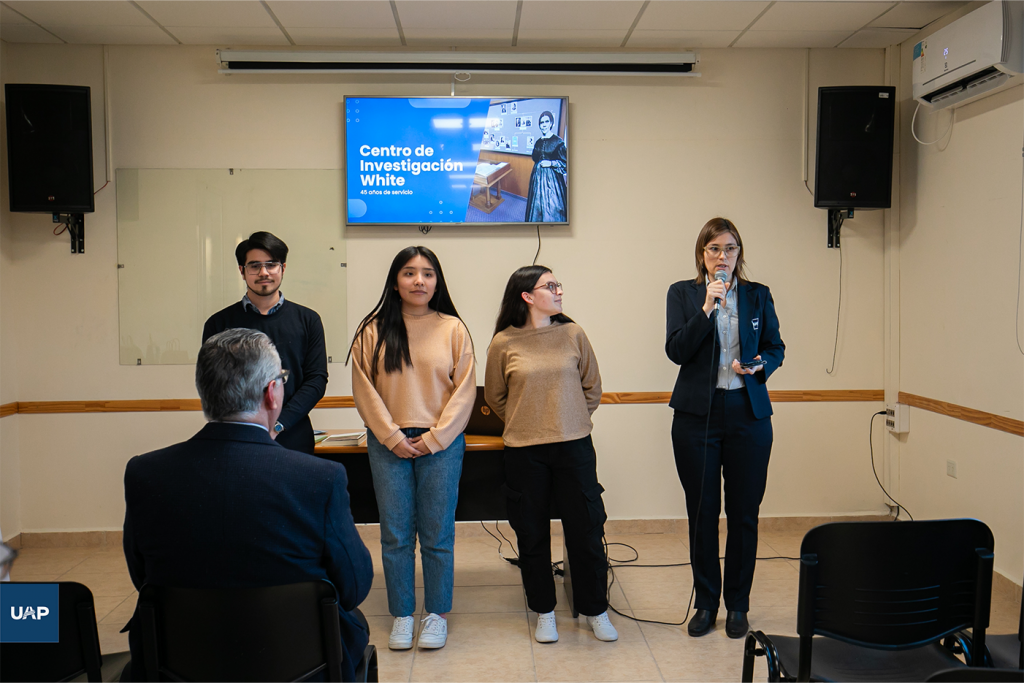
116,169,347,365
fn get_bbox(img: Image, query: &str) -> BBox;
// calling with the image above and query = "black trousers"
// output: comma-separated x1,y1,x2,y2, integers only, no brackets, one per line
503,435,609,616
671,389,772,612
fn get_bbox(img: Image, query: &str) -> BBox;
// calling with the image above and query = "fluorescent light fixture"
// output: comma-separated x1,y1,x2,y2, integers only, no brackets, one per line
218,50,700,77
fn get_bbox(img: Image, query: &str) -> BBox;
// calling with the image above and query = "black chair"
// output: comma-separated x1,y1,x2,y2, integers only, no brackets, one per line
742,519,995,682
948,577,1023,670
0,581,131,682
987,593,1024,670
137,580,377,682
926,667,1024,681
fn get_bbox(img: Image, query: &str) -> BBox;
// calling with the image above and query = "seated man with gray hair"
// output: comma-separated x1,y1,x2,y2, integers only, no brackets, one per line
121,328,373,681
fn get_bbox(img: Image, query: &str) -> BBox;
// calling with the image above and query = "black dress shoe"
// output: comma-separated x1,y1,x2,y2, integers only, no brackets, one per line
725,610,749,638
687,609,717,637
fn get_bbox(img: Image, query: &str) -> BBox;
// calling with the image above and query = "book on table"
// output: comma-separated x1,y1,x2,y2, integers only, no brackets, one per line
322,430,367,445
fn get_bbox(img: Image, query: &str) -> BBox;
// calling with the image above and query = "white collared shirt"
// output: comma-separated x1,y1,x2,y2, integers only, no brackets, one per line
706,277,743,390
217,420,270,433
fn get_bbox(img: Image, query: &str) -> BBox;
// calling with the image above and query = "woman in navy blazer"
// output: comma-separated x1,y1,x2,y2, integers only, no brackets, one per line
665,217,785,639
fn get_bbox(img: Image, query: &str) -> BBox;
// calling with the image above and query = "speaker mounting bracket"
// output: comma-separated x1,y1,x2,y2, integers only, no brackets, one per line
827,209,852,249
54,213,85,254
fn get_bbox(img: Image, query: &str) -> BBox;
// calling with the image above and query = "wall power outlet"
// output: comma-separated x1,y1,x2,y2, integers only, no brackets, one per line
885,403,909,434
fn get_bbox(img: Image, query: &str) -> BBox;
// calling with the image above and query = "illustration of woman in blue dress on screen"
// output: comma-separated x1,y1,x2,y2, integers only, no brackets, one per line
524,111,567,222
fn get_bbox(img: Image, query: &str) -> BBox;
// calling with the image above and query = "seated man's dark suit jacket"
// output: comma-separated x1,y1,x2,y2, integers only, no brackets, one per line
122,422,374,681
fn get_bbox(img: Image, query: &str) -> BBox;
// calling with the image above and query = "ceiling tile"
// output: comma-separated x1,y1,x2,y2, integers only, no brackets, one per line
0,23,64,43
395,1,517,31
136,1,276,28
516,29,628,47
47,24,178,44
288,27,403,46
1,4,34,24
266,1,398,29
5,0,152,26
518,1,643,31
868,1,966,29
170,26,290,45
753,2,894,31
839,27,917,47
402,28,513,47
637,1,770,31
627,29,741,48
733,30,853,48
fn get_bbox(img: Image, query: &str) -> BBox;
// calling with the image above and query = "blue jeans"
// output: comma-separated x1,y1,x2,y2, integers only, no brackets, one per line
366,427,465,617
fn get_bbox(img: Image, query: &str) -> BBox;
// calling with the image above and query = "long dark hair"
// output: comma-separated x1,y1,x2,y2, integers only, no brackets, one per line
493,265,574,337
346,246,465,382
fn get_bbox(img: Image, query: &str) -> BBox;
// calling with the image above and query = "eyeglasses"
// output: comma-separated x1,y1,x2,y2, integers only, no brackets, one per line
704,245,740,258
267,369,290,390
244,261,282,275
533,282,563,294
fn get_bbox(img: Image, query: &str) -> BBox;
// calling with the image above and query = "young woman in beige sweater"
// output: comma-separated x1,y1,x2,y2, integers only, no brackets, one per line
347,246,476,651
485,265,618,645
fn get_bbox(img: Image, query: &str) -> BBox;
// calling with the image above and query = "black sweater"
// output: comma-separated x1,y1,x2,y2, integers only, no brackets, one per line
202,299,329,451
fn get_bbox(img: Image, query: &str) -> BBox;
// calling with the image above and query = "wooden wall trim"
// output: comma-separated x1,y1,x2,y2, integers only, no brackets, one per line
770,389,884,402
3,390,882,415
600,392,670,404
316,396,356,409
898,392,1024,437
7,391,1018,437
17,399,203,414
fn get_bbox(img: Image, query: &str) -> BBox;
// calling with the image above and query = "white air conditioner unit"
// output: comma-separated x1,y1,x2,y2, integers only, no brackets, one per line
913,0,1023,110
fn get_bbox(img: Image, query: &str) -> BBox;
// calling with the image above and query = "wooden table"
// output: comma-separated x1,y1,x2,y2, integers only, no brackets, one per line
470,162,512,213
315,429,507,523
315,429,579,616
316,430,503,454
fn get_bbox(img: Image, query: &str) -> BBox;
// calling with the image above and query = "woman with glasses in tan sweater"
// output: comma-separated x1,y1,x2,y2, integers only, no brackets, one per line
485,265,617,645
347,246,476,652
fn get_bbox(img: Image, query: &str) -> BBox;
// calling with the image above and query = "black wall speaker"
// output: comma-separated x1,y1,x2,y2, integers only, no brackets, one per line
814,86,895,210
5,84,94,213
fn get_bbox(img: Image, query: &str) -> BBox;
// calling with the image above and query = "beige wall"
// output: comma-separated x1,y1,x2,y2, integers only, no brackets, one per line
893,17,1024,584
1,39,22,540
2,38,1015,587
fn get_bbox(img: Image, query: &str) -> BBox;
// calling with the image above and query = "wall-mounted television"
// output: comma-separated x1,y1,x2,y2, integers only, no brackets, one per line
344,96,568,226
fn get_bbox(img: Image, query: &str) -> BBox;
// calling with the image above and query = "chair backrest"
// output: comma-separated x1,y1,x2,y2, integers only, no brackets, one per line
0,582,104,682
137,580,343,682
796,520,994,653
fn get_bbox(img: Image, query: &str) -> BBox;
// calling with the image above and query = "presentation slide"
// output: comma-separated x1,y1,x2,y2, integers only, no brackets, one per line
345,97,568,225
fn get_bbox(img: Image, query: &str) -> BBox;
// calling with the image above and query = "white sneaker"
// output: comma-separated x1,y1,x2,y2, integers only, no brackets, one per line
586,612,619,642
388,616,415,650
418,613,447,649
535,611,559,643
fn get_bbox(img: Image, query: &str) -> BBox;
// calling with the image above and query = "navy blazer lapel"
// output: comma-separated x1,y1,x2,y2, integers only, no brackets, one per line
686,281,707,314
737,282,757,359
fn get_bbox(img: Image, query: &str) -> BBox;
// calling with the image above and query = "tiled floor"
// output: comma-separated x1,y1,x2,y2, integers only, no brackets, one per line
8,524,1022,682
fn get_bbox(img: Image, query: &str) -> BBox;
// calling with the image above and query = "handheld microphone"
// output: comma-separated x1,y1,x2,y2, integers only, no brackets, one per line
714,270,728,312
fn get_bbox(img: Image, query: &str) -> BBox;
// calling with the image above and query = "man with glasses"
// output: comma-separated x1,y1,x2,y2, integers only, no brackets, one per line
203,231,328,454
121,329,373,681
